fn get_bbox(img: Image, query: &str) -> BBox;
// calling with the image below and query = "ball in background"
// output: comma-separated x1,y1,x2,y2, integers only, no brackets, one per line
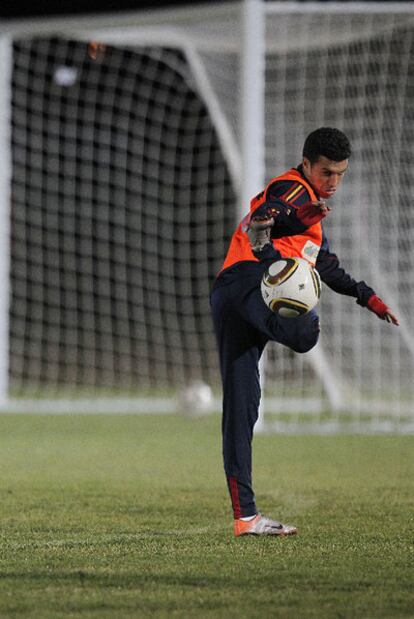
178,381,214,416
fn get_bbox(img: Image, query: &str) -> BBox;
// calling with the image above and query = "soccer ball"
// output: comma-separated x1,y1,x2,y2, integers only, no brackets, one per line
261,257,321,317
179,381,214,416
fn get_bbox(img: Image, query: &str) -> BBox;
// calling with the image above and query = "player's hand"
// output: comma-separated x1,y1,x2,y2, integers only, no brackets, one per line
296,200,331,227
367,294,399,326
247,212,275,253
248,213,275,230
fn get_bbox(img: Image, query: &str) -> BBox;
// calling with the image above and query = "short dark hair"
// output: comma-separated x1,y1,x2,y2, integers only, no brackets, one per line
303,127,351,163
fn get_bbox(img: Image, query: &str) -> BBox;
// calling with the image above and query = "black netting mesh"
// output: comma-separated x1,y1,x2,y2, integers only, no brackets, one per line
10,38,235,395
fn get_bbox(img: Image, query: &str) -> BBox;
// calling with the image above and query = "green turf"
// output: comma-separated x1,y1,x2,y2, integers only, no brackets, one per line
0,413,413,619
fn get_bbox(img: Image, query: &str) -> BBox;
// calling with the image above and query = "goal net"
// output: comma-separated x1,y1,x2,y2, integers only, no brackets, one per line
1,2,414,431
261,3,414,432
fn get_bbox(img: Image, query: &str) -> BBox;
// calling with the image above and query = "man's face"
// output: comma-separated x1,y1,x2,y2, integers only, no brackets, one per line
302,155,348,199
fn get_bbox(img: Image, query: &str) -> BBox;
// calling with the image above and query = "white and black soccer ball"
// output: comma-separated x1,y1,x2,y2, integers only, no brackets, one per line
261,257,321,318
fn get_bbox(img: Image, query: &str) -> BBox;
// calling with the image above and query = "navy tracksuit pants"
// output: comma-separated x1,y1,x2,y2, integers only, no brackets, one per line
210,263,320,518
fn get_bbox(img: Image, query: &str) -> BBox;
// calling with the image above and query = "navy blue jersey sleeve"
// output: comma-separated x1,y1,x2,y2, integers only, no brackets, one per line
266,179,312,207
316,228,375,306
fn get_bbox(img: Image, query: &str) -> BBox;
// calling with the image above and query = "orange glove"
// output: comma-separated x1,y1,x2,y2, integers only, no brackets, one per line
296,200,330,226
367,295,399,325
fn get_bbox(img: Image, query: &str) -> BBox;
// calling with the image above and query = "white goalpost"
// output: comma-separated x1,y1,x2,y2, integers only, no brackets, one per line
0,34,12,409
0,1,414,432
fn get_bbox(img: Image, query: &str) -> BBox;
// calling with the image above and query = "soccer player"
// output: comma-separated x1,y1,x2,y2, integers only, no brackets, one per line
210,127,399,537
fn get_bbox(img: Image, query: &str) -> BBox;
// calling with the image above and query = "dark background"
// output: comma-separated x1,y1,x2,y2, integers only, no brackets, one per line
2,0,230,19
1,0,406,20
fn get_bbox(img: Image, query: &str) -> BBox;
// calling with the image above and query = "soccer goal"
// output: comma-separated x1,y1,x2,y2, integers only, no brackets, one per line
0,1,413,432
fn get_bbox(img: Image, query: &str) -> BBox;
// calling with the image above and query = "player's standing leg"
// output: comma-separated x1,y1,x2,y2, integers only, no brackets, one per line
211,275,319,536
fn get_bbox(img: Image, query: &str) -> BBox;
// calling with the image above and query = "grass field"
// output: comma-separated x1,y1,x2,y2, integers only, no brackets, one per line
0,413,413,618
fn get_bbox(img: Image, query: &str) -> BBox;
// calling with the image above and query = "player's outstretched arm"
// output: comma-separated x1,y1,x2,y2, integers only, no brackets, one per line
366,294,399,326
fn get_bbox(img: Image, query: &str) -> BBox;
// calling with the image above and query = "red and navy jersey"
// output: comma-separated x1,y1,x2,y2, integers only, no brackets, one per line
220,167,321,271
215,165,375,307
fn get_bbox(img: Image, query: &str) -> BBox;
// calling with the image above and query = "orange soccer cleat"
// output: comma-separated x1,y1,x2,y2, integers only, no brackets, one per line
234,514,298,537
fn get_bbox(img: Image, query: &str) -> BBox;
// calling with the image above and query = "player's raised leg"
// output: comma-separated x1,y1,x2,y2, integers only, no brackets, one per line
239,283,321,354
